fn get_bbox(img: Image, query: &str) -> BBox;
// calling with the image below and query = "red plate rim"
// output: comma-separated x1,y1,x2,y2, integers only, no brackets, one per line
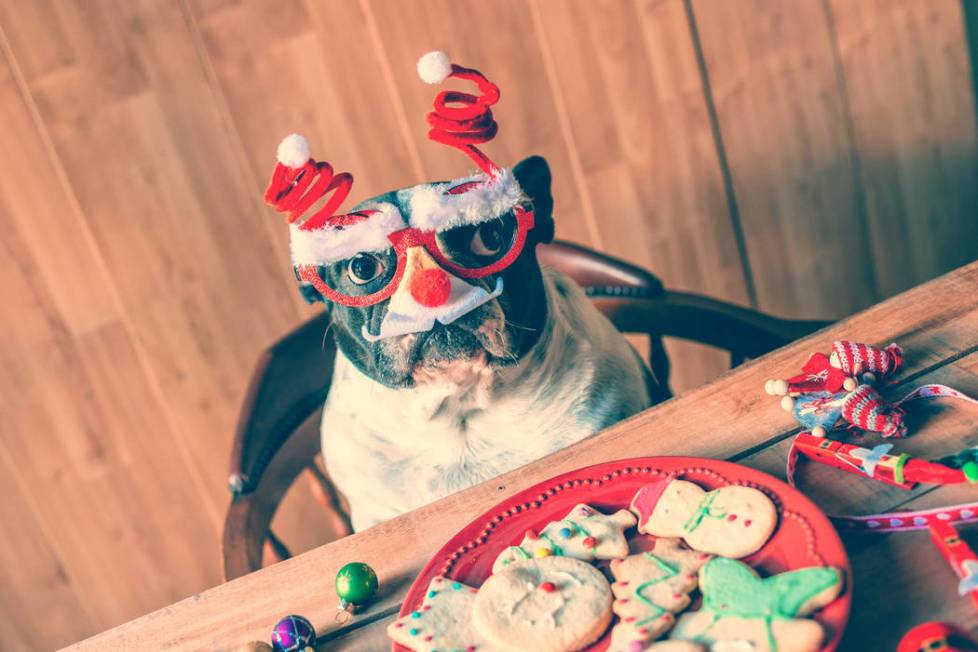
394,456,852,651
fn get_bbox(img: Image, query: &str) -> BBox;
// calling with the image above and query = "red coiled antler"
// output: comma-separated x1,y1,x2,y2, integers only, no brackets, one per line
264,134,359,231
417,51,501,176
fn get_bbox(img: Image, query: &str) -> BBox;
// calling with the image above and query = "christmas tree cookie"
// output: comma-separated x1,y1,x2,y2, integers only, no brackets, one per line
387,576,500,651
607,539,713,652
492,503,635,573
671,557,843,652
631,480,777,558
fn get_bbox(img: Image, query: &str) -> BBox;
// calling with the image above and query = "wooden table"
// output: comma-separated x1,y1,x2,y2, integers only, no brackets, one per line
66,262,978,651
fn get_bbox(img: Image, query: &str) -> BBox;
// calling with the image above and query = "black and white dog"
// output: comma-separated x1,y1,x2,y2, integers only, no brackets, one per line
265,53,655,531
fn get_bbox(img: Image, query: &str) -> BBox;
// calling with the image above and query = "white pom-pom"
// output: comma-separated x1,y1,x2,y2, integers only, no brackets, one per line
417,51,452,84
276,133,310,169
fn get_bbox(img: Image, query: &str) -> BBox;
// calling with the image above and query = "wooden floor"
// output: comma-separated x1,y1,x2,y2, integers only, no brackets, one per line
0,1,975,649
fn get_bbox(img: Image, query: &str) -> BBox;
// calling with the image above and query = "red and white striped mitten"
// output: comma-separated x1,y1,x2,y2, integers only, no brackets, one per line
841,384,907,438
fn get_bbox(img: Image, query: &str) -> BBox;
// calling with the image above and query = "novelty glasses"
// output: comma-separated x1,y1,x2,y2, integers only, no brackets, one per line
295,203,535,307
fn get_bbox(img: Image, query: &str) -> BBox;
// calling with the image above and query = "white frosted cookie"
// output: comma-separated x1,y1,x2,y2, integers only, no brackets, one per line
607,538,713,651
631,480,777,558
387,576,501,651
492,503,636,573
473,556,613,652
649,642,706,652
670,557,843,652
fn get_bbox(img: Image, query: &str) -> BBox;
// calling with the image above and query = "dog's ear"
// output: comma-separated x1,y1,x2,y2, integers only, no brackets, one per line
513,155,554,244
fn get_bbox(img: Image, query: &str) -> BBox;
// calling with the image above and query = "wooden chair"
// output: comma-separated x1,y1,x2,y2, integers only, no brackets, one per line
222,241,829,580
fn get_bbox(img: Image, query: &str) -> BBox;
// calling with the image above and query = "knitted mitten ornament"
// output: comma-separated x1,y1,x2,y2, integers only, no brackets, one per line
830,341,904,385
841,384,907,438
765,340,904,412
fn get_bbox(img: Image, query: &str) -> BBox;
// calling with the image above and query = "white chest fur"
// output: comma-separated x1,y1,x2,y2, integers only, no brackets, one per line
320,269,650,531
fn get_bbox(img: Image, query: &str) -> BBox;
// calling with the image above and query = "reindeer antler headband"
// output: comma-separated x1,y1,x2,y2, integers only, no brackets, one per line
263,51,534,307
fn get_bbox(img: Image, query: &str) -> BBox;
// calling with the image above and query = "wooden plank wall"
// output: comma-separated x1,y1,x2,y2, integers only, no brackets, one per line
0,1,975,648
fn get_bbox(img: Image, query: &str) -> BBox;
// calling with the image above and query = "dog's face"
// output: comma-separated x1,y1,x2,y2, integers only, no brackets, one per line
299,156,555,388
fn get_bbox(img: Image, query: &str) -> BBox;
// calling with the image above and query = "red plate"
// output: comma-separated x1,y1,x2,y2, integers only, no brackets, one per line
394,457,851,651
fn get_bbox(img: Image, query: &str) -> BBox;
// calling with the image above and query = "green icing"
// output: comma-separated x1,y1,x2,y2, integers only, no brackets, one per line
633,553,680,625
681,490,727,534
696,558,840,652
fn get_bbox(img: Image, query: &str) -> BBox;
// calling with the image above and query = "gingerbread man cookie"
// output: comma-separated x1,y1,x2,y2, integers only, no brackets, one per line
631,480,777,558
670,557,843,652
607,538,713,652
473,555,613,652
387,576,501,651
492,503,635,573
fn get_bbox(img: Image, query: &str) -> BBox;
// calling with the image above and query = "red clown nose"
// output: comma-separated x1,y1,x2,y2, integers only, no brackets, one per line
411,268,452,307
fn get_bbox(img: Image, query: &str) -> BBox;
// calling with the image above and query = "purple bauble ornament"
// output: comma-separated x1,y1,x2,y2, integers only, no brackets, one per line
270,614,316,652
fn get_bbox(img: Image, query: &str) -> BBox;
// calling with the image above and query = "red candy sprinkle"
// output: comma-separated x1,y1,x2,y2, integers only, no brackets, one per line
726,514,737,521
744,519,753,527
582,536,597,548
624,617,636,622
540,582,556,593
425,635,433,641
525,529,539,540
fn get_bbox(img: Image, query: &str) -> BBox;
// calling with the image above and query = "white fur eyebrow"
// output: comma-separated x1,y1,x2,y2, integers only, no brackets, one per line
406,168,525,232
289,202,404,267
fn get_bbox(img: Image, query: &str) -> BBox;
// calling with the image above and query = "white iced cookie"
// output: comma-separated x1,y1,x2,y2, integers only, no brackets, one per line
473,556,613,652
607,538,713,651
387,576,501,651
492,503,636,573
631,480,777,558
649,642,707,652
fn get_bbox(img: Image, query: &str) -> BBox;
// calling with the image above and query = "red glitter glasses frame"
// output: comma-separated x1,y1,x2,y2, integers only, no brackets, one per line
296,205,535,307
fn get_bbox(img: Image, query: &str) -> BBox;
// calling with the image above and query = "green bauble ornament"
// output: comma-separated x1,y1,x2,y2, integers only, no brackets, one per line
335,562,378,608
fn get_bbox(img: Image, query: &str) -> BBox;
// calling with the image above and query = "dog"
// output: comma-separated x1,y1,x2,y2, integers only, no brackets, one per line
313,155,655,530
263,52,657,531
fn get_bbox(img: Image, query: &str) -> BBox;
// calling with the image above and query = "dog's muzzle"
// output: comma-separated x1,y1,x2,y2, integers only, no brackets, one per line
361,277,503,342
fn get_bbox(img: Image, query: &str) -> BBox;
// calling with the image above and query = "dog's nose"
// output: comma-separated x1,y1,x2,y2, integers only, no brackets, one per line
403,246,452,307
411,267,451,307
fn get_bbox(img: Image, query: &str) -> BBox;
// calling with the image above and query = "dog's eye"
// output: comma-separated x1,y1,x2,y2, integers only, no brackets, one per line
347,253,384,285
471,222,504,256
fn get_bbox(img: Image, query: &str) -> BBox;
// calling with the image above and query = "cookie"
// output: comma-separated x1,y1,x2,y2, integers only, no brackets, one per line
607,538,713,652
648,643,706,652
387,576,499,651
631,480,777,558
670,557,844,652
492,503,636,573
473,555,613,652
672,611,824,652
